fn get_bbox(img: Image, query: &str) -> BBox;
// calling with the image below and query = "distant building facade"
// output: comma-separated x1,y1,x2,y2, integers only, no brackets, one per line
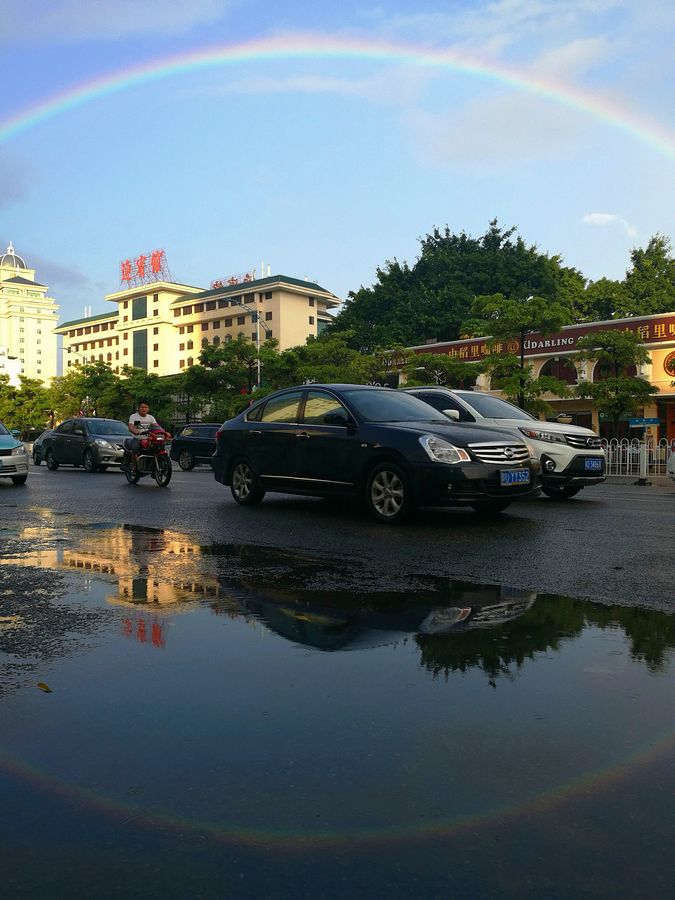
409,312,675,442
0,242,59,383
55,274,339,376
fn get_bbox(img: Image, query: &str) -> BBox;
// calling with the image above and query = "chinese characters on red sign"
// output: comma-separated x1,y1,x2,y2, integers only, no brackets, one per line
120,249,170,287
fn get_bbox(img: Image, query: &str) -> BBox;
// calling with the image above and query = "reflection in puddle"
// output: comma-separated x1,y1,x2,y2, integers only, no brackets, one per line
1,522,675,898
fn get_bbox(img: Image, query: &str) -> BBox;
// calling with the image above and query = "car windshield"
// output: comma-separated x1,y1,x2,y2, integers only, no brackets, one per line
454,391,535,421
343,389,447,423
88,420,130,435
0,422,9,436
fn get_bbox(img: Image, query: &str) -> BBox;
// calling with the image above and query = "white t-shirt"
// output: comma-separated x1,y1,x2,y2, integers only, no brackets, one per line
129,412,157,434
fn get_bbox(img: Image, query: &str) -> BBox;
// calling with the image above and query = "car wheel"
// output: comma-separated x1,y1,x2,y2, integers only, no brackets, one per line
542,485,582,500
83,449,97,473
98,465,108,472
230,459,266,506
45,449,59,471
365,461,414,524
11,474,28,486
32,451,41,466
178,450,195,471
471,499,511,514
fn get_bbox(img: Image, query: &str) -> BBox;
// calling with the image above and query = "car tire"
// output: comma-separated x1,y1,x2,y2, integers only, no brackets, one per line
11,474,28,486
471,499,512,514
32,452,41,465
365,461,414,524
45,450,59,471
83,449,97,473
178,450,195,471
98,465,108,472
542,485,582,500
230,459,266,506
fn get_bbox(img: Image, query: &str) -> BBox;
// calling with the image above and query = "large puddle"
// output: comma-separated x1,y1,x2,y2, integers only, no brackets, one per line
1,522,674,898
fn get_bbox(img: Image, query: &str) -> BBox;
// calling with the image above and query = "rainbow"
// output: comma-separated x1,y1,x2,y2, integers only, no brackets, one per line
1,33,674,159
1,725,674,850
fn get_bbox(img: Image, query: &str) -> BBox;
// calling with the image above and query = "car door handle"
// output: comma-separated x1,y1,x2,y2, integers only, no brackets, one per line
250,430,262,436
296,432,311,439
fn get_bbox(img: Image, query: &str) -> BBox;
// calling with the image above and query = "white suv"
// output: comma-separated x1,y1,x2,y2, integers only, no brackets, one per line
402,387,605,500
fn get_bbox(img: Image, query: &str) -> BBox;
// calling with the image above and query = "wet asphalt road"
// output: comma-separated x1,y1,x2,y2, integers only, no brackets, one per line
1,463,673,609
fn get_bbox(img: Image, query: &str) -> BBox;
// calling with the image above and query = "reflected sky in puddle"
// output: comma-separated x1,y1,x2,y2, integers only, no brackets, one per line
1,523,675,898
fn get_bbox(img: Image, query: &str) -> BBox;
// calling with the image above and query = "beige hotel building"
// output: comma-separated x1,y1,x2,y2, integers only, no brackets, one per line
0,242,59,384
55,273,340,375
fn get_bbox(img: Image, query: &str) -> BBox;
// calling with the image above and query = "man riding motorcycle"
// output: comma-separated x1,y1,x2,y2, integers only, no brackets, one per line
124,401,170,474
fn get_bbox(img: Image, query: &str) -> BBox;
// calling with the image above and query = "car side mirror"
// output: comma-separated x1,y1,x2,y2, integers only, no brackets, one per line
324,412,350,427
10,429,21,439
442,409,460,421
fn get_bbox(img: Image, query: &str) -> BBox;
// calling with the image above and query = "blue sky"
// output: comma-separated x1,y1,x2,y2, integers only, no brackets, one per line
1,0,673,325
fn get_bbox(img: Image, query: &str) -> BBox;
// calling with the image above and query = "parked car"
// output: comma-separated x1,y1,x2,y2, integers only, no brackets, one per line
170,423,221,470
31,429,52,465
0,420,29,485
43,418,131,472
668,450,675,482
401,387,605,500
212,384,540,523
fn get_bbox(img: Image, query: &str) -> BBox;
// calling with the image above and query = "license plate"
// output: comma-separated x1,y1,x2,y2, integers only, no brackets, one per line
585,458,603,471
500,468,530,486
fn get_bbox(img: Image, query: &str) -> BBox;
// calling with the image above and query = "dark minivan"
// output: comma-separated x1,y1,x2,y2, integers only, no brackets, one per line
170,423,221,470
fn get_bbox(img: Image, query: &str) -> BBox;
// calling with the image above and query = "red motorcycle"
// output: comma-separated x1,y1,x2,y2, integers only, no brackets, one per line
122,425,172,487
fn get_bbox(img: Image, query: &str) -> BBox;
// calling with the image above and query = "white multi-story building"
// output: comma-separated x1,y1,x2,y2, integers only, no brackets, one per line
0,242,59,383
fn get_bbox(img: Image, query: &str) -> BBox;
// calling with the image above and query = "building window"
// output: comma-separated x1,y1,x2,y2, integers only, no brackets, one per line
183,306,192,315
187,357,193,366
218,299,227,308
93,324,100,333
309,297,315,307
237,315,245,325
201,322,208,331
194,303,204,313
309,316,314,325
179,326,185,334
264,291,272,300
153,294,159,303
123,316,128,322
212,320,220,329
179,360,185,369
123,333,128,340
202,338,209,348
179,343,185,351
153,327,158,335
153,343,159,352
225,318,232,327
265,311,272,321
206,301,216,311
123,301,128,309
132,296,147,320
173,309,180,317
213,336,220,346
123,348,128,356
153,360,159,368
153,310,159,317
251,332,257,341
187,340,193,350
85,326,91,334
187,325,194,333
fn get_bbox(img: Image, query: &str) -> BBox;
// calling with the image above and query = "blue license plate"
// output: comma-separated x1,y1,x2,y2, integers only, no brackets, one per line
585,458,603,471
500,468,530,486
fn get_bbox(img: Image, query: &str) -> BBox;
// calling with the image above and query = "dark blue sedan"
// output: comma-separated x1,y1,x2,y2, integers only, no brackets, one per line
212,385,540,523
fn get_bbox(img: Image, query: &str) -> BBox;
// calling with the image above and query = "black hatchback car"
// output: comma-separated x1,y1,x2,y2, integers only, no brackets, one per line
43,418,131,473
212,385,540,523
169,423,221,470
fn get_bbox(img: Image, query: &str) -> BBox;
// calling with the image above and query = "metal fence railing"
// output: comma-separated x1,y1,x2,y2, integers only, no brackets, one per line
600,437,672,477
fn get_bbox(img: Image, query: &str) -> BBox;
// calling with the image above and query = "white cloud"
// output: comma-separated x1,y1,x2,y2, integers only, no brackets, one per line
0,0,235,43
582,213,637,237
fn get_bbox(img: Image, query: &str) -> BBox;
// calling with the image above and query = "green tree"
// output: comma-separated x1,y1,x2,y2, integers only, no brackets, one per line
330,220,579,351
482,354,570,416
462,293,572,408
403,353,482,388
574,277,626,323
573,330,659,436
619,235,675,316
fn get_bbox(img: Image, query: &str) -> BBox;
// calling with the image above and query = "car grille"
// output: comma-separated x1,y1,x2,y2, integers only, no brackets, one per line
0,448,11,456
467,442,530,464
564,433,602,449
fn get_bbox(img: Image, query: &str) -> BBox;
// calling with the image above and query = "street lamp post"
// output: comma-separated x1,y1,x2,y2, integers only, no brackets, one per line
231,296,272,390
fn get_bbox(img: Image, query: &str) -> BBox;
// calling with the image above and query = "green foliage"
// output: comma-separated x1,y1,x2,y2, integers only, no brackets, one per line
620,235,675,316
574,278,626,323
483,354,570,416
403,353,482,388
329,220,578,351
462,292,572,344
573,329,651,376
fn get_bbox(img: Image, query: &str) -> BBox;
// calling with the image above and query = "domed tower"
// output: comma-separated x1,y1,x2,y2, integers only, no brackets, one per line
0,241,59,384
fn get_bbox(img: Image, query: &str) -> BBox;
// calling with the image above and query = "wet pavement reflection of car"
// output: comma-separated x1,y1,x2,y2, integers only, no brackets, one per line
212,384,541,522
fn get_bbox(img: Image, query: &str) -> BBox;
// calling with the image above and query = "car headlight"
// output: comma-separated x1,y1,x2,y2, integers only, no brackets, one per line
94,439,114,449
519,427,567,444
11,445,26,455
419,434,471,464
